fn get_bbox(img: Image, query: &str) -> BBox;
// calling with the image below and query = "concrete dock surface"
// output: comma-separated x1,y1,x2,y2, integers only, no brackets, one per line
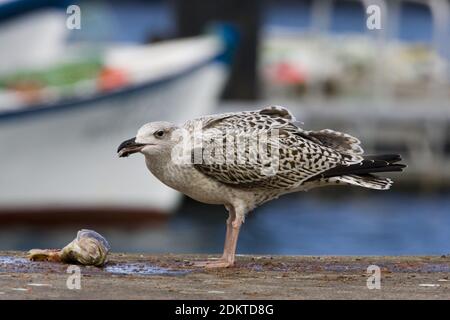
1,251,449,299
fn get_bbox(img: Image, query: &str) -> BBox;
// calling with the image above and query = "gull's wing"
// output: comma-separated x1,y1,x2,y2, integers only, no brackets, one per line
186,106,364,190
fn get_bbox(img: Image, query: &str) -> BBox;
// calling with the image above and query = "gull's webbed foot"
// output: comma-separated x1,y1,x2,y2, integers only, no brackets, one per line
204,260,233,268
190,257,234,268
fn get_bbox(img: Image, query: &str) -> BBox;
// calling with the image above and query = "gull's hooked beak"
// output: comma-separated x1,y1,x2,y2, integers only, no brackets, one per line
117,137,145,158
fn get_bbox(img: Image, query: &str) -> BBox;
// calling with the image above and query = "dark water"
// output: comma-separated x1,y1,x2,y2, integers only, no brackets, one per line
1,192,449,256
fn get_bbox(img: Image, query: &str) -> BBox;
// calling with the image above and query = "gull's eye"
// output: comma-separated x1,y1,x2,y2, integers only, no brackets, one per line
154,130,165,138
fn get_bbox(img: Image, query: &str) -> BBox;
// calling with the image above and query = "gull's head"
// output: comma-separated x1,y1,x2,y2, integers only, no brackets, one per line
117,121,179,158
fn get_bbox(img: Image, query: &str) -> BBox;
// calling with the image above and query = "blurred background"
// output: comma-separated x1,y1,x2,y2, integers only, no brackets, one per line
0,0,449,256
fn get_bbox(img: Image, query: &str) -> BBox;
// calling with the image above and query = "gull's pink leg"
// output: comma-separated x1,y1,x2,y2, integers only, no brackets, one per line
221,206,235,259
192,206,236,267
204,216,243,268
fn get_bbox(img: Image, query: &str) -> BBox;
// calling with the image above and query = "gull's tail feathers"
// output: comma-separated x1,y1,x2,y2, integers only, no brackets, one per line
320,154,406,178
333,174,393,190
304,154,406,191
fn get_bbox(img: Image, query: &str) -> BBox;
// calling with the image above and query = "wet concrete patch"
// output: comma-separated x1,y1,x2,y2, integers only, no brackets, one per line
0,256,28,265
1,255,95,275
0,255,191,277
105,263,190,276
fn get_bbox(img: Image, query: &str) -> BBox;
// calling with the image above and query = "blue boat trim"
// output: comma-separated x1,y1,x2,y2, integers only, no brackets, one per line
0,55,222,123
0,0,70,23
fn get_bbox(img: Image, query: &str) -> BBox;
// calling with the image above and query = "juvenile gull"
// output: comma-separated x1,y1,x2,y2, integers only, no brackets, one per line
117,106,405,268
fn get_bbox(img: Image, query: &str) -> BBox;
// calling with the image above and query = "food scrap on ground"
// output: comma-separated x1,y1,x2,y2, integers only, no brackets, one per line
27,229,110,267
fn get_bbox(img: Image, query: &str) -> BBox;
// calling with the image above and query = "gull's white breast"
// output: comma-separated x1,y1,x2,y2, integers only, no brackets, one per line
145,156,238,205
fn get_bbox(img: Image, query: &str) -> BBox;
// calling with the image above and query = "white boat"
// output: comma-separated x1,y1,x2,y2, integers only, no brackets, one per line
0,8,231,215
